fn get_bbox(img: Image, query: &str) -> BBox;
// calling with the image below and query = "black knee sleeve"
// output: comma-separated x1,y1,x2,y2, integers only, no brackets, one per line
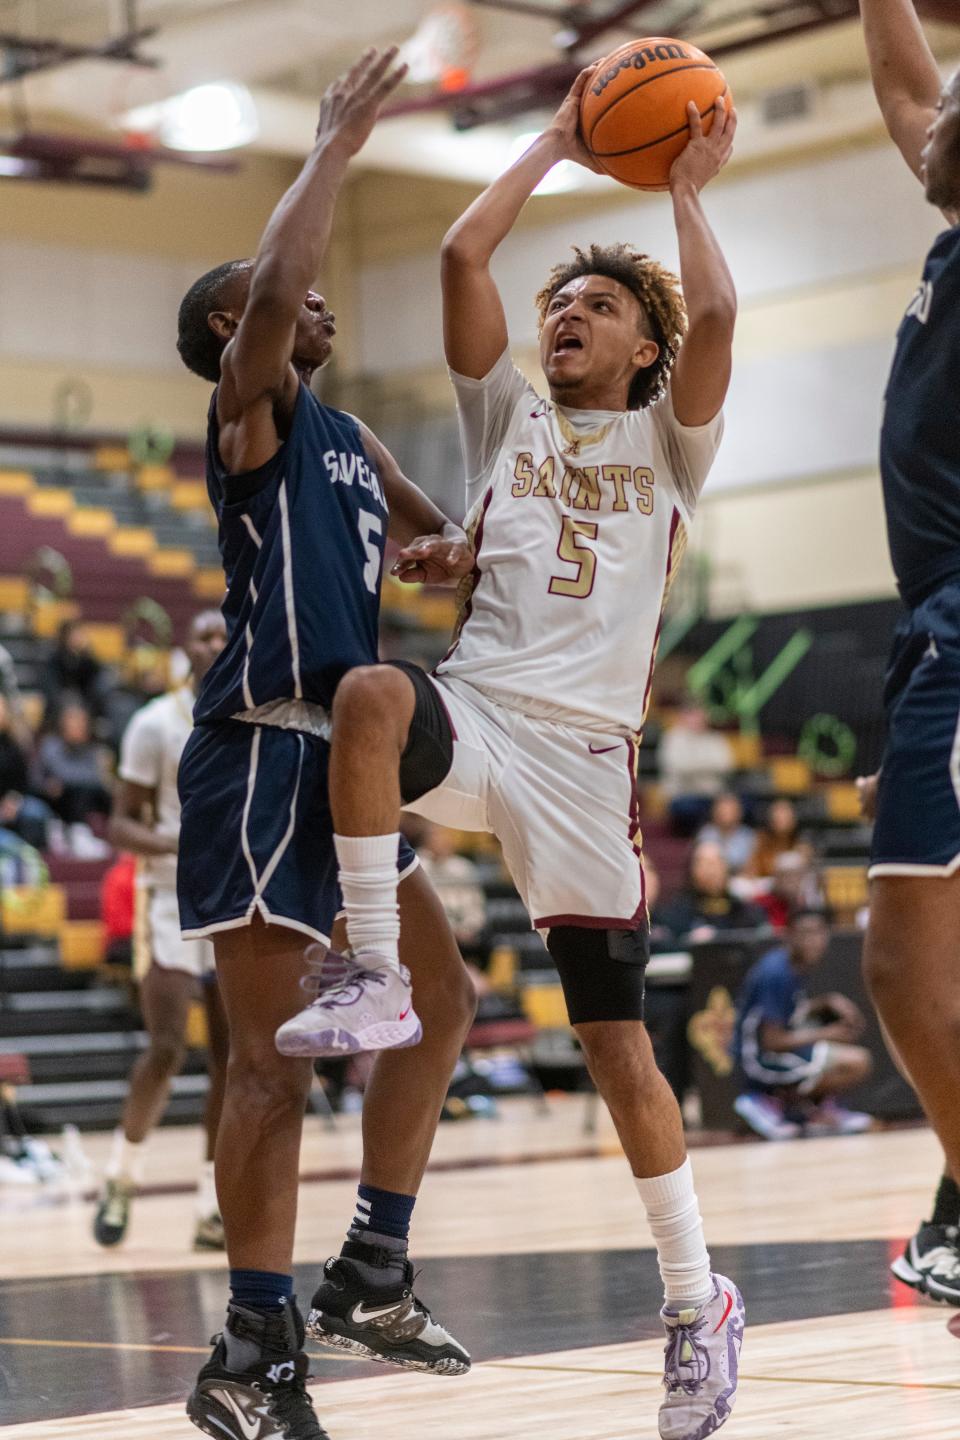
546,924,650,1025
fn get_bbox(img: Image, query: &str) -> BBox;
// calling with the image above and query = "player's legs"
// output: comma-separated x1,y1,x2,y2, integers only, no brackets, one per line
865,875,960,1178
576,1018,686,1175
121,962,195,1142
330,663,416,835
359,864,476,1191
187,916,330,1439
487,710,742,1440
213,917,315,1273
93,962,194,1248
193,976,230,1249
805,1042,873,1100
551,930,742,1440
307,865,476,1373
276,662,460,1057
201,976,229,1163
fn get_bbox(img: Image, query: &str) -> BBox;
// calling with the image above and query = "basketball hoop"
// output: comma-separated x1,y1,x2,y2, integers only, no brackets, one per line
401,3,480,92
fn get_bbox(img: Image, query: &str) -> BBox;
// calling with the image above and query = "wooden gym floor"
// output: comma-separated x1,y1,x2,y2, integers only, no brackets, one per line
0,1100,957,1438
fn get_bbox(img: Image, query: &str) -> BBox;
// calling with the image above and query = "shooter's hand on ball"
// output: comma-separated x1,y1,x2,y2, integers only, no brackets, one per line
547,67,604,173
669,97,737,194
392,533,474,586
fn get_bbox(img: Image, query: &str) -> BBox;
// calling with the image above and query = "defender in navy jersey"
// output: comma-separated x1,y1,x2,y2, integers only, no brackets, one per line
172,51,476,1440
860,0,960,1313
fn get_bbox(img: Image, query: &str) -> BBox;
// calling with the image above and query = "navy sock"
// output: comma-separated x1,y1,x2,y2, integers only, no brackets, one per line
349,1184,416,1245
229,1268,294,1312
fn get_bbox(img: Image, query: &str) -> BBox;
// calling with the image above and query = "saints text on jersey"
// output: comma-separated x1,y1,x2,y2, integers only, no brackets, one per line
511,452,656,514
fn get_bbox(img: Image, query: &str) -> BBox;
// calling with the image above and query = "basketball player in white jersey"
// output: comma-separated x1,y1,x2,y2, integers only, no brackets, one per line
94,611,229,1250
279,71,743,1440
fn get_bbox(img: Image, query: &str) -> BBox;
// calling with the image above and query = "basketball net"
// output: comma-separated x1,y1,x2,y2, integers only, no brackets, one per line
401,3,480,93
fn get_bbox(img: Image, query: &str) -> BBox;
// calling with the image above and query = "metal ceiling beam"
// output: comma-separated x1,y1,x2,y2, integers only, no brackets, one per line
0,27,159,86
568,0,666,48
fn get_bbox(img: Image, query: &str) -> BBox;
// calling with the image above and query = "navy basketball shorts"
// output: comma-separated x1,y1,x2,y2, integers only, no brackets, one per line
177,719,417,946
870,582,960,877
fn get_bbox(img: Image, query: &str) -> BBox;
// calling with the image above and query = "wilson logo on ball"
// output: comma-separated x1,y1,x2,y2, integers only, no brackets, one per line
591,43,692,97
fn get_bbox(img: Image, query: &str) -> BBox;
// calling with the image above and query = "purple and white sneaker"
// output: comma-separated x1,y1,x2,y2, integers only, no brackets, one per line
658,1273,745,1440
275,949,422,1058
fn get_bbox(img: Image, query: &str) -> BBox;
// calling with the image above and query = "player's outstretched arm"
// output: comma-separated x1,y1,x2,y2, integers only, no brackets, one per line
441,68,598,380
218,49,406,467
357,422,473,586
861,0,942,183
667,99,737,428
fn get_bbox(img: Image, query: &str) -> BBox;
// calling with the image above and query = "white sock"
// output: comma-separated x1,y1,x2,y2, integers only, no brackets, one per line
635,1158,713,1309
334,833,401,968
106,1128,146,1186
196,1159,218,1218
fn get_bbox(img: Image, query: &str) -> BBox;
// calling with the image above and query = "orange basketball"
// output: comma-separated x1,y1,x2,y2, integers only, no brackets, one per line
580,37,731,191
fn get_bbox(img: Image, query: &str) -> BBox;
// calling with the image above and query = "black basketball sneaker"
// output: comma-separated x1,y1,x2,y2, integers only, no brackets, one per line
891,1223,960,1305
93,1178,133,1247
308,1240,470,1375
187,1298,330,1440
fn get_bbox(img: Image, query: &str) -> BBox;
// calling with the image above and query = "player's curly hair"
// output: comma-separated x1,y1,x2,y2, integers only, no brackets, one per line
177,258,252,383
535,243,687,410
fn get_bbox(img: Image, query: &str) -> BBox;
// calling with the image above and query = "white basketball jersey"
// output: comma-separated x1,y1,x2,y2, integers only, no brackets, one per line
437,351,723,735
118,687,195,890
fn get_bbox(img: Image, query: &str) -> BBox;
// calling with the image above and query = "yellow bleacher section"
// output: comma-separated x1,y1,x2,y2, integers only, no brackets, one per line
0,467,225,614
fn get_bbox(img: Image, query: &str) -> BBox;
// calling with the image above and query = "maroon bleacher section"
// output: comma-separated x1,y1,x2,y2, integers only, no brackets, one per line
0,494,203,633
46,853,114,922
47,854,114,920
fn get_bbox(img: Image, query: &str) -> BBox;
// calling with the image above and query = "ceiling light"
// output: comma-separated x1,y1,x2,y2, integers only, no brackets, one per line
125,81,259,152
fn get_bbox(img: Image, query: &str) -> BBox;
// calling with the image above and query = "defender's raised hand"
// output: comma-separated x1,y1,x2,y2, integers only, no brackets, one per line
669,97,736,193
316,47,408,157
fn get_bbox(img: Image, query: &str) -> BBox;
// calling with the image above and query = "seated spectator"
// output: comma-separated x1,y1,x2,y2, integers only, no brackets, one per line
696,791,756,874
732,908,872,1141
658,841,768,943
747,797,811,879
417,823,487,957
33,699,112,826
659,699,734,834
0,694,51,850
753,851,824,931
41,619,111,726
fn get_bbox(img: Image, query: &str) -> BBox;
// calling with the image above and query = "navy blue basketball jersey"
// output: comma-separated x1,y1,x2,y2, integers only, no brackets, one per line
880,224,960,608
195,383,388,723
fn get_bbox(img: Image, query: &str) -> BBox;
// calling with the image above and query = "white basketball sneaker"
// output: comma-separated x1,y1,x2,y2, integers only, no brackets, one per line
658,1273,745,1440
275,950,422,1058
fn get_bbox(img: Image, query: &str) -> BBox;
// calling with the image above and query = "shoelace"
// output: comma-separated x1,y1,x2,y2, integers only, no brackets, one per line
663,1314,711,1396
408,1267,435,1325
926,1244,960,1279
300,947,393,1011
266,1377,322,1440
300,944,352,999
